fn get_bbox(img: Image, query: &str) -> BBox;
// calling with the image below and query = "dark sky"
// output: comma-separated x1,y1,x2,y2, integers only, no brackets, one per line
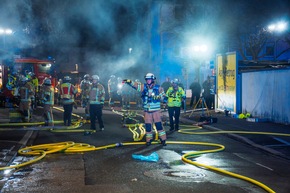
0,0,289,51
0,0,289,78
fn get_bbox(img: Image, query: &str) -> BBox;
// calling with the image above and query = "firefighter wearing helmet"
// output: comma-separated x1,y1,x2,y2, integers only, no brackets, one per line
123,73,167,146
40,78,54,126
59,76,78,126
28,72,39,110
19,76,35,122
165,78,186,131
85,75,105,134
80,74,92,120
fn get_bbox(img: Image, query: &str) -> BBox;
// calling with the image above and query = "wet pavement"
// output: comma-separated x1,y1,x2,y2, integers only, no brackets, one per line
180,109,290,160
0,106,290,192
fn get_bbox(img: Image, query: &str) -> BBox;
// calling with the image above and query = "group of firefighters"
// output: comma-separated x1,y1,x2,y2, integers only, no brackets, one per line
14,71,187,147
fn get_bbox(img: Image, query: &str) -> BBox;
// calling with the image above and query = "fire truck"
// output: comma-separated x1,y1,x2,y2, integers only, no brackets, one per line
0,57,57,107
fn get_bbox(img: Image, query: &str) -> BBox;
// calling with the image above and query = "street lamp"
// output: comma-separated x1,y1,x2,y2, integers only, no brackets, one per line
0,28,13,49
267,21,288,60
190,44,209,83
0,28,13,35
267,21,287,32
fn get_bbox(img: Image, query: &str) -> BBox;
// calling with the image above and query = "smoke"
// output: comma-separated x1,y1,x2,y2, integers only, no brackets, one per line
0,0,151,82
1,0,289,84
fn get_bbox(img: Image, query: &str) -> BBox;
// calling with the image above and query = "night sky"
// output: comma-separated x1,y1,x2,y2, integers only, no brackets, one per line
0,0,289,80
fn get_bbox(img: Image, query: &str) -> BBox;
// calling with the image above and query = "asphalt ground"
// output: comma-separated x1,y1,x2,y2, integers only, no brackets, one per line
0,105,289,165
0,105,290,193
180,109,290,160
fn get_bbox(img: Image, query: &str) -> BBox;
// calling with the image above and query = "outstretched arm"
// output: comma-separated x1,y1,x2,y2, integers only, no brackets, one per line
123,79,142,92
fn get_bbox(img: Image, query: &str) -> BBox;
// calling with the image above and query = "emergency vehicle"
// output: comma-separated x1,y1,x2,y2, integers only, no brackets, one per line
0,57,57,106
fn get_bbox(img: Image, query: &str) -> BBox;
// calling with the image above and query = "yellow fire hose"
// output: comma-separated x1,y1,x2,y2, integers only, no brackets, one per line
0,108,285,192
0,138,275,193
0,106,92,133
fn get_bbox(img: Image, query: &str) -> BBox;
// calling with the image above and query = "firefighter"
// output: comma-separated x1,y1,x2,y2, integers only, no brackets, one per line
40,78,54,126
19,76,35,122
55,79,62,105
120,82,132,109
165,78,186,131
80,74,92,120
108,75,118,108
28,72,39,109
59,76,77,126
123,73,167,146
86,75,105,134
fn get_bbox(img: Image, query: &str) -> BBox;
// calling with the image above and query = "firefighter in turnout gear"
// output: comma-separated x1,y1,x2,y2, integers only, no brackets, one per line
86,75,105,134
165,78,186,131
123,73,167,146
80,74,92,120
40,78,54,126
19,76,35,122
28,72,39,110
59,76,77,126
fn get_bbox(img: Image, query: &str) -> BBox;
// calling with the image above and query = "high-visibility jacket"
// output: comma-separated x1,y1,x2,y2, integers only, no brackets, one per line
141,84,164,112
60,83,77,104
80,79,92,99
31,78,39,92
89,83,105,105
19,82,35,102
166,86,185,107
126,81,165,112
41,85,54,105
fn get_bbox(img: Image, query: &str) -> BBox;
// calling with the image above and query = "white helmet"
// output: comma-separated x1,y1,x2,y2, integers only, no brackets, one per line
144,73,156,80
63,76,71,81
44,78,52,85
92,75,99,81
171,78,179,84
84,74,90,79
28,72,35,77
21,76,29,82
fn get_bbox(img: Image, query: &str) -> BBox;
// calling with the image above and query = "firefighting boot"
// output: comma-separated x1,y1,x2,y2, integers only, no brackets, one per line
146,139,152,146
159,138,167,146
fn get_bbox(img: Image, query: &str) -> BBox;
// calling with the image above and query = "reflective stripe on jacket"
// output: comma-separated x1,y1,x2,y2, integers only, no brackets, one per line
89,83,105,104
166,86,185,107
20,83,34,102
142,84,163,112
60,83,77,104
42,86,54,105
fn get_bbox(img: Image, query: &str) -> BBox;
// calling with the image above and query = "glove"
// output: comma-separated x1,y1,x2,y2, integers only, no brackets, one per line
122,79,132,84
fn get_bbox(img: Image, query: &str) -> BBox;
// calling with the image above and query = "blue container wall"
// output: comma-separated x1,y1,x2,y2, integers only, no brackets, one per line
241,68,290,124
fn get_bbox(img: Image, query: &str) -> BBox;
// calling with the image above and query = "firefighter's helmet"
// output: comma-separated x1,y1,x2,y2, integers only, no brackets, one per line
171,78,179,84
44,78,52,85
92,75,99,81
28,72,35,77
110,75,116,79
63,76,71,82
144,73,156,80
21,76,29,82
84,74,90,80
